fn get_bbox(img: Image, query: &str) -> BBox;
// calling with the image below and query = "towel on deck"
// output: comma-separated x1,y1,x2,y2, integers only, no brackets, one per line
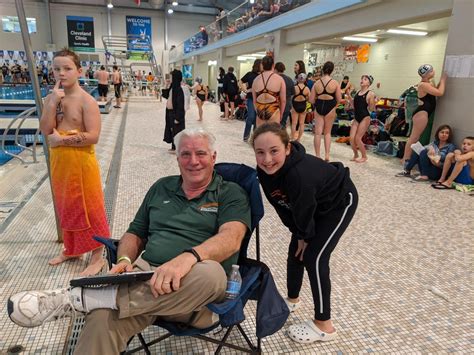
49,141,110,256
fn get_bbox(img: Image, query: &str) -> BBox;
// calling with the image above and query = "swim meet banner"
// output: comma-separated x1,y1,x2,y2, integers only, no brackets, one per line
126,16,151,52
67,16,95,52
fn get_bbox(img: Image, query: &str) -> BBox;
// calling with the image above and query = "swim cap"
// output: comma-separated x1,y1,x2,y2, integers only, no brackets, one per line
362,75,374,85
418,64,433,77
297,73,307,83
195,76,202,83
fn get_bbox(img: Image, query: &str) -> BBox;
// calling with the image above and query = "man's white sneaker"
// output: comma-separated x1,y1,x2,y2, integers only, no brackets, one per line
8,288,84,328
284,298,301,313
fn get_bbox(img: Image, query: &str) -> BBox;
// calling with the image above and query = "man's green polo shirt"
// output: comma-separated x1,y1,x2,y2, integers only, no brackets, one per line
127,172,251,274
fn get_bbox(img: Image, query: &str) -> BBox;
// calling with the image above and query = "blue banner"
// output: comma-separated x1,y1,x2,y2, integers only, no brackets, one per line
126,16,152,52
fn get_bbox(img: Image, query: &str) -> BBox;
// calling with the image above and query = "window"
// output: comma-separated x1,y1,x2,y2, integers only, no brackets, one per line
2,16,37,34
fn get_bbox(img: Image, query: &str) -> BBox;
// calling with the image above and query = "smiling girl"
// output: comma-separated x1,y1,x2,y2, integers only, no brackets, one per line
251,123,358,344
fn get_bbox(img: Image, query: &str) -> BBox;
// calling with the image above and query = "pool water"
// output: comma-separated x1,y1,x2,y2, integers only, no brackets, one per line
0,85,99,100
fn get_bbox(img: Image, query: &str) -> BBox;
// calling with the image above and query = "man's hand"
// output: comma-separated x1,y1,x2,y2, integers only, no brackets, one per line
295,239,308,262
149,253,197,297
109,261,133,274
48,128,63,148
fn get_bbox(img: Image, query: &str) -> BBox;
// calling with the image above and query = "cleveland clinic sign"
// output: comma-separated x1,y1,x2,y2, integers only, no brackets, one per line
67,16,95,52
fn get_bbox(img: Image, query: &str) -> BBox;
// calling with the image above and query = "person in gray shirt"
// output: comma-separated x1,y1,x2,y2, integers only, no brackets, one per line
274,62,295,129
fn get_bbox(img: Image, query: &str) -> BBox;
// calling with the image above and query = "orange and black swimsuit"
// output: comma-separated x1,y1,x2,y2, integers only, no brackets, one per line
196,85,206,101
255,73,280,121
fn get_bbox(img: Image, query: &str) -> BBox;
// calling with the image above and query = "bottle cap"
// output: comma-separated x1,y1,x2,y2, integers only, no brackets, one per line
232,264,240,269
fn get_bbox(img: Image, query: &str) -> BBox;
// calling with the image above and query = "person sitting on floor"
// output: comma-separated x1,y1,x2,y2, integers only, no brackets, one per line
395,125,456,181
7,128,251,355
432,136,474,189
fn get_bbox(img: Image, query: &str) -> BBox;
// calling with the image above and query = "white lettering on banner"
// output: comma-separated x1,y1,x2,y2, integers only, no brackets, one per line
127,18,150,24
70,30,91,36
75,36,87,40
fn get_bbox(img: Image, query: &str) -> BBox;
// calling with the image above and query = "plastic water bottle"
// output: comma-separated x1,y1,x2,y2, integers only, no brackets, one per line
225,265,242,299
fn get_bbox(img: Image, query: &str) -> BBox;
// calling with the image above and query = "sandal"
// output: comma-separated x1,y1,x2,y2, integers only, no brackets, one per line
284,298,301,313
287,320,338,344
432,183,454,190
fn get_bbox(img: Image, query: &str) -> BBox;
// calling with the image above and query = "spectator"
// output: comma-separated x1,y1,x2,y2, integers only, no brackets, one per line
241,59,262,141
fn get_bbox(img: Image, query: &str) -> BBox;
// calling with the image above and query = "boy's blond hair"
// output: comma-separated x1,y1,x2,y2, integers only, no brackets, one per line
53,47,81,69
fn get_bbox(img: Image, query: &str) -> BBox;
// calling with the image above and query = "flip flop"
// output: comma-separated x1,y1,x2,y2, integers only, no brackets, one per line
287,320,338,344
432,183,454,190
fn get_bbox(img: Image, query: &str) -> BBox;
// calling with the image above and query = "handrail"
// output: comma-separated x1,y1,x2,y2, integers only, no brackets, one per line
169,0,311,61
1,107,39,164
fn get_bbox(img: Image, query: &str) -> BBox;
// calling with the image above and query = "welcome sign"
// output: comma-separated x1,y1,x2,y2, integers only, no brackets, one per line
67,16,95,52
126,16,151,52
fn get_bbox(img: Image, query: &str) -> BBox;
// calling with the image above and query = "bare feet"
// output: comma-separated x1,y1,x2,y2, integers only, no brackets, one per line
79,258,106,276
350,155,359,161
324,155,330,162
48,253,79,266
355,157,368,163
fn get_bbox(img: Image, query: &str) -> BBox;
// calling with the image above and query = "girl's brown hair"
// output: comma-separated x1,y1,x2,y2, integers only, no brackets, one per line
251,122,290,148
434,124,453,143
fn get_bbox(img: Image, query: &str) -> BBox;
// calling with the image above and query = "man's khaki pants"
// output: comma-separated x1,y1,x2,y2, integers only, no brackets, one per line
74,257,227,355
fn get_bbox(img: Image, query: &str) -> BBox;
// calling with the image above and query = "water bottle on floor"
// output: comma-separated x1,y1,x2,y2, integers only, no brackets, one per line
225,264,242,300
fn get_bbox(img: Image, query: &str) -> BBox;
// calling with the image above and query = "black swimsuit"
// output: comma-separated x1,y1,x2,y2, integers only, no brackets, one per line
292,84,308,113
196,85,206,102
354,90,371,123
413,93,436,116
314,79,337,116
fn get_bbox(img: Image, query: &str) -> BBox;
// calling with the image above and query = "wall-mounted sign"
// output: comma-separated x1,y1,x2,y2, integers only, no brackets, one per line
126,16,152,52
67,16,95,52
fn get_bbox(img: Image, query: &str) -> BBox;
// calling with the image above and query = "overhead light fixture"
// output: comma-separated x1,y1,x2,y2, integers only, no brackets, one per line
107,0,113,9
167,8,174,14
387,28,428,36
237,56,256,61
342,36,378,43
250,0,255,3
172,1,178,6
208,60,217,66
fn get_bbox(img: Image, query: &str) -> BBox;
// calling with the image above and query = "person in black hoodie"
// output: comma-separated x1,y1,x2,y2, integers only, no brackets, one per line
163,69,185,152
251,123,358,344
222,66,239,120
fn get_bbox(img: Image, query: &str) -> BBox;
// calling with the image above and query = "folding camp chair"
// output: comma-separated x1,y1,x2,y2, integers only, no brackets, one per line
92,163,288,355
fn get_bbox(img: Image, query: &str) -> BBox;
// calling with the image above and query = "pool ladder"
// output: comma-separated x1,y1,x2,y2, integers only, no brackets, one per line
1,107,41,164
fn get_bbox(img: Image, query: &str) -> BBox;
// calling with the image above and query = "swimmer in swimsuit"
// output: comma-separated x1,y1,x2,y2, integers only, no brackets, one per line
349,75,376,163
309,61,341,161
291,73,310,141
252,55,286,127
192,76,207,121
402,64,447,164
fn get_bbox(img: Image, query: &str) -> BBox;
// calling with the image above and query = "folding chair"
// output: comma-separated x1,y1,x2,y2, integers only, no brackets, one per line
93,163,289,355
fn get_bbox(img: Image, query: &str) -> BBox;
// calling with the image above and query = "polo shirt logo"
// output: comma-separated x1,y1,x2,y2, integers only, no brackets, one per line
198,202,219,213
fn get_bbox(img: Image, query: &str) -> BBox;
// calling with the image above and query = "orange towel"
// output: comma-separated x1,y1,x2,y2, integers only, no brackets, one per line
49,137,110,256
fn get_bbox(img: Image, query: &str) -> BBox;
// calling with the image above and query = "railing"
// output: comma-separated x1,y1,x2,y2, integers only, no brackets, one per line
1,107,41,164
169,0,311,62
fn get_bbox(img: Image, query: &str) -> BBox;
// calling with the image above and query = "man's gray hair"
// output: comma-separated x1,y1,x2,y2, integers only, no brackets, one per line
174,128,216,153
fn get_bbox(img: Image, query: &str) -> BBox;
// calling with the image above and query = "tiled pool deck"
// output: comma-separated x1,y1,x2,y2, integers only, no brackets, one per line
1,94,472,354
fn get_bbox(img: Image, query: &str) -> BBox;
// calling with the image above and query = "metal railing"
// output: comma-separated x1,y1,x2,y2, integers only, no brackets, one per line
1,107,41,164
169,0,311,62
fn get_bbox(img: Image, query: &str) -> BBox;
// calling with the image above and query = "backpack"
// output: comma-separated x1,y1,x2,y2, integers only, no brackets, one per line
390,116,409,136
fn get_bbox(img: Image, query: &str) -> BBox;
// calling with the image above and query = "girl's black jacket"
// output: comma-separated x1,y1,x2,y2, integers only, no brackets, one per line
257,141,355,240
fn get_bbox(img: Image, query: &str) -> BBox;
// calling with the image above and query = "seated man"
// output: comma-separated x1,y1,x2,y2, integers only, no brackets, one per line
8,128,251,354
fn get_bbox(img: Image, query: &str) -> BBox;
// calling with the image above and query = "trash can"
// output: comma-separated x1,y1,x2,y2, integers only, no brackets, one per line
405,88,435,145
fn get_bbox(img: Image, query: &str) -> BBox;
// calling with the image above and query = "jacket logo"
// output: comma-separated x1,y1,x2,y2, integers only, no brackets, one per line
270,189,291,209
198,202,218,213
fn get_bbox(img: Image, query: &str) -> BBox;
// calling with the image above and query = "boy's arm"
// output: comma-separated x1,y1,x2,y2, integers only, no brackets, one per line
48,94,101,147
40,80,66,135
455,151,474,162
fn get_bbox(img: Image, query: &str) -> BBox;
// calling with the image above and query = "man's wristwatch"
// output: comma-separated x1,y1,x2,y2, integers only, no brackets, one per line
183,248,201,263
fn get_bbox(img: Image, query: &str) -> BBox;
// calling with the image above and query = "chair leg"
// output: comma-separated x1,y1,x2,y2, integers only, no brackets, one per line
237,324,258,353
214,326,234,354
137,333,151,355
